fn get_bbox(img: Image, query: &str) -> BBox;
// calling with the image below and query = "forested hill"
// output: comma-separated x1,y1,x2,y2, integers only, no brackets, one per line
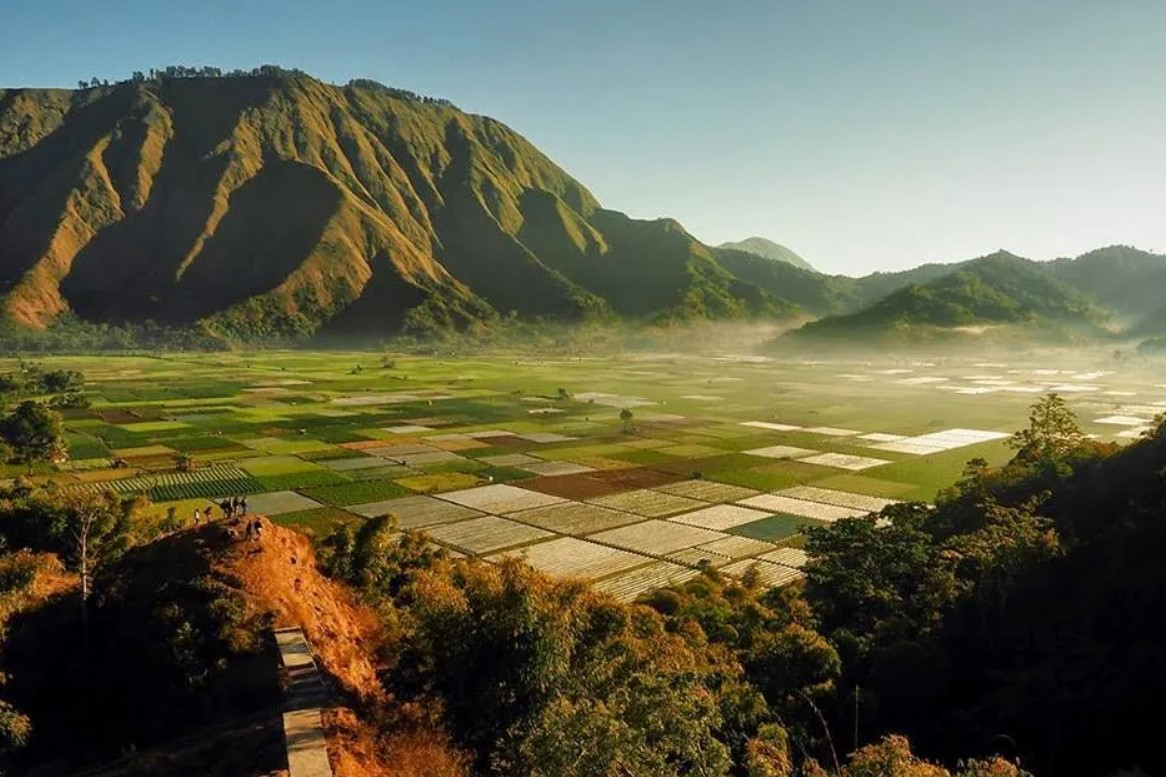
0,70,812,340
1046,245,1166,323
787,252,1110,342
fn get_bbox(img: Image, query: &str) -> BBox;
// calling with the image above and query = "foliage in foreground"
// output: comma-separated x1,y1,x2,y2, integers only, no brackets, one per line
0,484,268,772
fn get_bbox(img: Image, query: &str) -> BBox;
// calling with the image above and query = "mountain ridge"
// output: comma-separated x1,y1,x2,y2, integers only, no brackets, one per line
1,70,1163,345
0,73,798,338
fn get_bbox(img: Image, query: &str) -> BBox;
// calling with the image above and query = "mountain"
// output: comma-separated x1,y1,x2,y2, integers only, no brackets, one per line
0,71,801,339
787,251,1109,343
717,237,815,271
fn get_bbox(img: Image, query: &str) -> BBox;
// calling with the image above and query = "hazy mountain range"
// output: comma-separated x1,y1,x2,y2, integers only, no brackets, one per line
1,70,1164,345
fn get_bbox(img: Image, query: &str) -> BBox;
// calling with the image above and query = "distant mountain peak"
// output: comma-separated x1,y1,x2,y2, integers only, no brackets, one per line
718,237,815,272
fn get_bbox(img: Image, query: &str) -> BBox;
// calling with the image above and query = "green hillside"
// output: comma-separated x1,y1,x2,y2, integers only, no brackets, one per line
788,251,1109,342
717,236,815,271
1046,245,1166,323
0,71,798,339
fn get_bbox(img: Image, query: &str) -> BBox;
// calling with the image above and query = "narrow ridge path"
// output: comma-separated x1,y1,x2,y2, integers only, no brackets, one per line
275,627,334,777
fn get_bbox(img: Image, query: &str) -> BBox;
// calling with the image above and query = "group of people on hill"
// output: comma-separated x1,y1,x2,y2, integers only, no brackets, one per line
190,497,264,542
218,495,248,520
192,495,248,524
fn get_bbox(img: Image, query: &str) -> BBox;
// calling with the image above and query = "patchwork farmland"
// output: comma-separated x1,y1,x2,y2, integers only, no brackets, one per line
6,349,1161,601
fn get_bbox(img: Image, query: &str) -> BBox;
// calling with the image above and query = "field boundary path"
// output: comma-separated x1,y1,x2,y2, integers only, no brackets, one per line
275,627,334,777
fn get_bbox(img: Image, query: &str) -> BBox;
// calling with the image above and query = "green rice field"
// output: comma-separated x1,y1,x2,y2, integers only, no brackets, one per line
4,348,1160,599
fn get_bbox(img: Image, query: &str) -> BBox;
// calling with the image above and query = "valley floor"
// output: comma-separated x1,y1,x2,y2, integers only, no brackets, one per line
5,348,1161,596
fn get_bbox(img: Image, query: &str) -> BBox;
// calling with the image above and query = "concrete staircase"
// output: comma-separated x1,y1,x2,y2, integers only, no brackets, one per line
275,627,334,777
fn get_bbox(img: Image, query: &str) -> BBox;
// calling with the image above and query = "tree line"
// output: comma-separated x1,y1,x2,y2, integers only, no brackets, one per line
71,65,458,109
76,64,309,89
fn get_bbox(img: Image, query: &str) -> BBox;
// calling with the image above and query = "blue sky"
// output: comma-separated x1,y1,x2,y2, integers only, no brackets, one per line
2,0,1164,274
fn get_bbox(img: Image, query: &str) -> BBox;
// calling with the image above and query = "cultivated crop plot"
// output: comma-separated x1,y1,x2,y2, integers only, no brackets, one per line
480,453,544,467
805,427,861,437
720,559,804,587
743,445,818,459
871,428,1009,455
740,421,803,432
656,443,724,458
654,480,761,503
667,547,735,568
495,537,650,579
365,444,443,457
426,516,553,554
695,535,779,559
426,434,491,451
505,502,643,534
364,495,485,529
759,547,809,569
385,424,435,434
858,432,908,443
322,456,391,471
437,484,566,513
797,453,890,471
669,504,774,531
573,392,654,409
776,486,898,513
332,393,449,406
71,465,262,501
246,490,323,515
594,562,699,602
738,494,867,522
519,432,577,443
394,450,465,467
590,520,727,555
520,461,596,477
587,489,710,517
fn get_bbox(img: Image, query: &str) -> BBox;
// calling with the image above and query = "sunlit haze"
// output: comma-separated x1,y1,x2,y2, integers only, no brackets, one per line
4,0,1163,274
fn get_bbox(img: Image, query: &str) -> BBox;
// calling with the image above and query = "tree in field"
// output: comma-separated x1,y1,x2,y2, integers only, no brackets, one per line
61,491,133,643
0,401,67,473
1008,393,1087,464
174,453,195,473
619,407,635,433
38,369,83,394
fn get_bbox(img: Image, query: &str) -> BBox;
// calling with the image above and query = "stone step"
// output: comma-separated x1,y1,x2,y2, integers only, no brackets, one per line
273,628,334,777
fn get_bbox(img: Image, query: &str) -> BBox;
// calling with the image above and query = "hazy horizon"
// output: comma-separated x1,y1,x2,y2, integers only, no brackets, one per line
4,0,1163,274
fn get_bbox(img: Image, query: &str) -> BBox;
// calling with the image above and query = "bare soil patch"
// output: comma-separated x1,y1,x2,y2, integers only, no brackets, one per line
521,466,684,500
